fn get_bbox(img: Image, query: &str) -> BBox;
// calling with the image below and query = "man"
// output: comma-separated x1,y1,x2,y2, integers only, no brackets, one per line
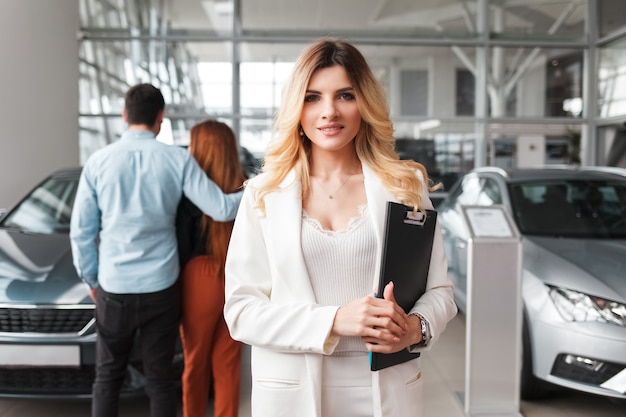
70,83,243,417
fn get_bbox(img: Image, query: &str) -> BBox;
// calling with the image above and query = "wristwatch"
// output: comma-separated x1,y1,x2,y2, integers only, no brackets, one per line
411,313,432,348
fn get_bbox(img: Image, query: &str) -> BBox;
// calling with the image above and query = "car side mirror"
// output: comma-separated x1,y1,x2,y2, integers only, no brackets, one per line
0,208,6,220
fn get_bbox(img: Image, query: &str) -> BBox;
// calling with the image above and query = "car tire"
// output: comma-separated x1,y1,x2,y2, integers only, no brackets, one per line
520,315,551,400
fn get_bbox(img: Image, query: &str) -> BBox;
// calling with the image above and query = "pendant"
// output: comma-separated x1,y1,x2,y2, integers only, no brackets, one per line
329,195,333,199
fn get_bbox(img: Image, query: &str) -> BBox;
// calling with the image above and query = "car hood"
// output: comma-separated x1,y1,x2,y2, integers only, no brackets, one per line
0,229,90,304
524,236,626,303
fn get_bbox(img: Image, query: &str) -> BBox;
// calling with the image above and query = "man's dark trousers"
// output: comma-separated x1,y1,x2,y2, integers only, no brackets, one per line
92,281,181,417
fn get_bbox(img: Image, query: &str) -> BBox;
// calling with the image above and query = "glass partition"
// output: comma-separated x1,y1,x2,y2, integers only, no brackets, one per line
599,37,626,118
489,0,586,40
545,50,584,118
76,0,626,170
198,61,232,116
241,0,476,38
598,0,626,37
487,123,582,170
597,123,626,166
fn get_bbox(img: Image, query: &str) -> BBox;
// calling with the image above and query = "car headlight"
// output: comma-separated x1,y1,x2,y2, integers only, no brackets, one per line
549,286,626,326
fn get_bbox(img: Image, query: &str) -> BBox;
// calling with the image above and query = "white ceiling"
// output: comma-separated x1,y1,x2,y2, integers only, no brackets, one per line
164,0,589,62
168,0,586,32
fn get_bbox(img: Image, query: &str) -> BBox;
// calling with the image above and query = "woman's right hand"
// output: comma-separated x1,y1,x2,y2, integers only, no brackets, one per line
331,282,408,344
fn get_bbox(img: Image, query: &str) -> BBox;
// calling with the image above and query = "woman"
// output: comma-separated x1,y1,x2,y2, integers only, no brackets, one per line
224,38,457,417
177,120,245,417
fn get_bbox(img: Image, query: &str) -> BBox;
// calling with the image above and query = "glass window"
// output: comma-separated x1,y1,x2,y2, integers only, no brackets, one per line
454,47,584,119
400,70,428,116
510,179,626,238
477,177,502,206
487,124,584,170
241,0,475,37
75,0,604,172
240,117,273,159
198,61,233,114
78,117,122,163
394,121,474,187
598,0,626,37
546,52,583,117
597,124,626,166
454,68,517,117
599,37,626,118
1,177,79,234
456,69,475,116
489,0,586,40
240,61,294,117
456,175,481,206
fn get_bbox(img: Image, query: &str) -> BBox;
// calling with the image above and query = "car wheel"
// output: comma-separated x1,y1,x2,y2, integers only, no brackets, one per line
520,316,551,400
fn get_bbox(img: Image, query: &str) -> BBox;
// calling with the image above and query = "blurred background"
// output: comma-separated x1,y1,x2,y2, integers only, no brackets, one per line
2,0,626,204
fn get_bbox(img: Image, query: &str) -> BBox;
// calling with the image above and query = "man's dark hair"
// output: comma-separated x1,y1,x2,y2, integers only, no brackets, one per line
124,83,165,126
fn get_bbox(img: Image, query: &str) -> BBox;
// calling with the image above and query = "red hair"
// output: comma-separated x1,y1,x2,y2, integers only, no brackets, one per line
189,120,245,266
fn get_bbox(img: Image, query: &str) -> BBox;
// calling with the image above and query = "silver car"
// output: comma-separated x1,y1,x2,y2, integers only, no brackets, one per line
0,168,168,397
437,166,626,400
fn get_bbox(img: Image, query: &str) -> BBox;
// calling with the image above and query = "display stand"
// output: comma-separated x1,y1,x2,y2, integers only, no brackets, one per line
461,205,523,417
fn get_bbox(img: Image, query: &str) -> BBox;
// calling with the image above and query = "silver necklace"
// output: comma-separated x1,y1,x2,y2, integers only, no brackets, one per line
311,174,353,199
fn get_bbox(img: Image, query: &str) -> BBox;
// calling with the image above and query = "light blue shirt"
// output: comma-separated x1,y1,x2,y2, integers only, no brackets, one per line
69,129,243,293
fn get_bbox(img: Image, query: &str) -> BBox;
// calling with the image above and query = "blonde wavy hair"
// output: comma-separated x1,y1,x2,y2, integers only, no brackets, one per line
254,37,435,213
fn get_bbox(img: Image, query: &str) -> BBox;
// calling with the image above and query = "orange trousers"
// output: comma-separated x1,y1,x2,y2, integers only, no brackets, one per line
179,255,241,417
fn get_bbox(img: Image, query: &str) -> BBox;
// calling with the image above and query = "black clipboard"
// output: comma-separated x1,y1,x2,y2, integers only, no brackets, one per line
370,201,437,371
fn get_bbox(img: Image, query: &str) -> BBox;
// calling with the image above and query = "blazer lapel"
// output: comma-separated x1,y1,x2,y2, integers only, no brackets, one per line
362,164,398,292
264,171,318,303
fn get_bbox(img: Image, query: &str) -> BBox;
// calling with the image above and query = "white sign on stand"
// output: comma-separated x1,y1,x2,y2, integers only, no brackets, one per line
465,207,513,238
461,205,523,417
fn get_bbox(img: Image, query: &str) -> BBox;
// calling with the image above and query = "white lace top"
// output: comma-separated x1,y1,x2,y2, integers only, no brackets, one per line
301,204,376,356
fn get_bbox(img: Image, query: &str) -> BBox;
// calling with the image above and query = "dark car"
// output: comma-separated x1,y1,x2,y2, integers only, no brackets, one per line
438,166,626,400
0,168,179,397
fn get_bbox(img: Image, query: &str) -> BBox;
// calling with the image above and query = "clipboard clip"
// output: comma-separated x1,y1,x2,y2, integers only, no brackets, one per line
404,210,427,226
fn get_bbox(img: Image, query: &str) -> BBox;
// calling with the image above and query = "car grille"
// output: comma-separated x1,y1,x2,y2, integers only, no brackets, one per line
0,366,96,395
0,306,95,335
551,353,625,386
0,366,146,397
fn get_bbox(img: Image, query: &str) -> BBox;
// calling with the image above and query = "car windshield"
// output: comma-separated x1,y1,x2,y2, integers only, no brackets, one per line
509,179,626,238
0,176,78,234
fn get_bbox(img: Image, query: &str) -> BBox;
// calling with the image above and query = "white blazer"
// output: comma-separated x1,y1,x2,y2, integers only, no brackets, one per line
224,163,457,417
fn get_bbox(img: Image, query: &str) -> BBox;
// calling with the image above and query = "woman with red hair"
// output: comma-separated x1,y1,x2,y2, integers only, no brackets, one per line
176,119,245,417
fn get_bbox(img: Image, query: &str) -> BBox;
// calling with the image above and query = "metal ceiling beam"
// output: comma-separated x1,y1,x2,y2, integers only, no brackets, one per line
77,28,588,49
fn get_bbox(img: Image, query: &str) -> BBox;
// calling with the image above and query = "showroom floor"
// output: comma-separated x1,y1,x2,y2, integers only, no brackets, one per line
0,313,624,417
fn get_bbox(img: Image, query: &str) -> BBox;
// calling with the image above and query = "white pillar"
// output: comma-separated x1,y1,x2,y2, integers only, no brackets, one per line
388,58,401,117
0,0,79,208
